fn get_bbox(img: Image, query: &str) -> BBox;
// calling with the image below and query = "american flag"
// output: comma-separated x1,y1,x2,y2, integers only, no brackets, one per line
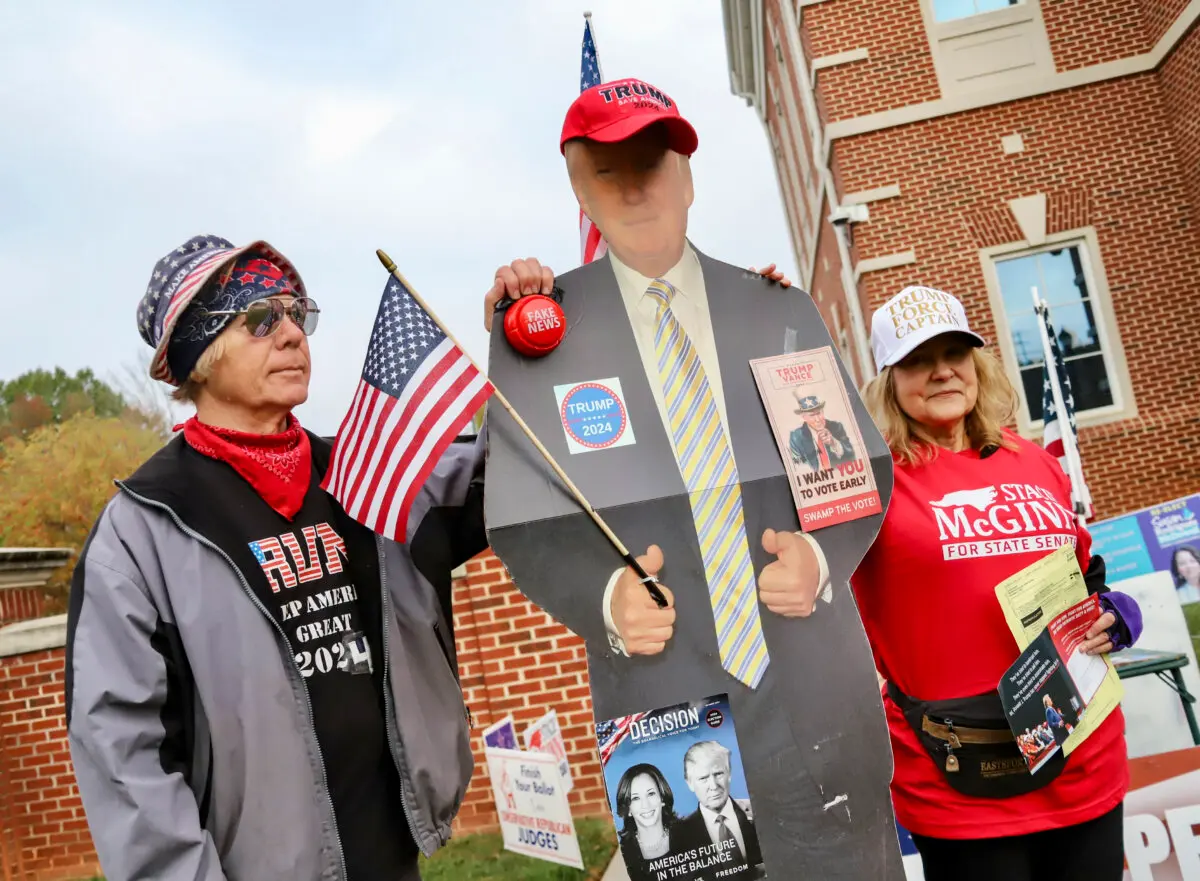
579,16,608,265
322,274,494,541
595,711,648,766
1039,304,1093,519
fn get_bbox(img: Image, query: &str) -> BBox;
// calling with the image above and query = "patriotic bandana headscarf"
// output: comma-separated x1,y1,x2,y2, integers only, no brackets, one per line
137,234,306,386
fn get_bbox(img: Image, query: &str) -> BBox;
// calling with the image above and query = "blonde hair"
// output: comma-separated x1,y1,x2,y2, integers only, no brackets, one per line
862,348,1020,467
170,334,230,404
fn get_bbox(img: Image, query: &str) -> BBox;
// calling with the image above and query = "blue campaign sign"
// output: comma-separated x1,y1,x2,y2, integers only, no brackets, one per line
895,820,919,856
1088,492,1200,610
1089,515,1156,581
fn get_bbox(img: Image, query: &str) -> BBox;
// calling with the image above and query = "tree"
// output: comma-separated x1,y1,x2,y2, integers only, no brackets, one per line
0,364,181,444
0,411,165,611
0,367,131,442
111,350,189,438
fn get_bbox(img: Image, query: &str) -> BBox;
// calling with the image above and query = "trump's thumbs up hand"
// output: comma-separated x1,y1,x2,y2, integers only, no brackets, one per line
611,545,677,655
758,529,821,617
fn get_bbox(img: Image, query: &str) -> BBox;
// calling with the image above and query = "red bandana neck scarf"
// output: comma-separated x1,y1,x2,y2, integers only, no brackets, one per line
180,414,312,520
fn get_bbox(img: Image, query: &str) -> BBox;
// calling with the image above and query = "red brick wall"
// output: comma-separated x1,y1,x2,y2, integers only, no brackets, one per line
811,69,1200,518
1140,0,1193,46
762,66,814,288
0,647,98,881
1042,0,1151,70
0,591,45,627
1160,26,1200,251
795,0,941,123
450,551,612,834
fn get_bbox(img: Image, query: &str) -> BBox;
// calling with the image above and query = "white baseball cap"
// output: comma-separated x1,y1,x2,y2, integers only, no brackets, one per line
870,285,987,370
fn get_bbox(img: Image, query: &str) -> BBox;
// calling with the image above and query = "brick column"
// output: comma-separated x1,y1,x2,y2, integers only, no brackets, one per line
0,615,99,881
450,550,612,834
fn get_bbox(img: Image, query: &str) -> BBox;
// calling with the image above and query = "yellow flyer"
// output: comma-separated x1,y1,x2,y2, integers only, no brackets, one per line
993,544,1123,756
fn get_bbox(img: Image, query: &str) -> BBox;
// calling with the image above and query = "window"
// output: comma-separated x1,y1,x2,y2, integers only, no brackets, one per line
920,0,1052,98
932,0,1020,22
992,243,1116,424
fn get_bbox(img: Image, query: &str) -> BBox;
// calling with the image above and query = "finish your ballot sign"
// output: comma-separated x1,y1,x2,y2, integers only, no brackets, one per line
485,746,584,870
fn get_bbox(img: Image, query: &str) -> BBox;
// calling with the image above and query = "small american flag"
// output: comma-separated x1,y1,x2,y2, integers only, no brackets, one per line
1039,304,1093,519
322,273,493,541
579,16,608,265
596,711,648,766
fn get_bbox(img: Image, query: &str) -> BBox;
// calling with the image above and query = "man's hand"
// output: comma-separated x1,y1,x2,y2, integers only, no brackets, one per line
484,258,555,332
758,529,821,617
749,263,793,288
1080,611,1118,655
818,428,843,456
611,545,676,655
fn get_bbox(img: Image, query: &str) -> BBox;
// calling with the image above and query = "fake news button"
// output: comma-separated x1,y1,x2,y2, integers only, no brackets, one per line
553,378,637,455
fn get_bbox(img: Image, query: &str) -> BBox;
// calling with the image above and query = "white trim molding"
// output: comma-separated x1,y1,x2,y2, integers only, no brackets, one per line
842,184,902,205
811,48,870,83
723,0,766,114
824,0,1200,143
1007,193,1048,246
0,548,73,592
854,250,917,279
0,614,68,659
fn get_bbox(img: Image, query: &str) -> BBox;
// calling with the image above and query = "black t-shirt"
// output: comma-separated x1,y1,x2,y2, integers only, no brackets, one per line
192,449,417,879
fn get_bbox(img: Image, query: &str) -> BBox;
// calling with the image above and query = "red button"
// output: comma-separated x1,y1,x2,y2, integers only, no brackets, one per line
503,294,566,357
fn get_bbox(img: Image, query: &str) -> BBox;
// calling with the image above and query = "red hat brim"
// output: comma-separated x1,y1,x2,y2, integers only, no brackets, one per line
560,114,698,157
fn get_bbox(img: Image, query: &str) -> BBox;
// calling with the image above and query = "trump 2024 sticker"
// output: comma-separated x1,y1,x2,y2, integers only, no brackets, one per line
553,378,636,455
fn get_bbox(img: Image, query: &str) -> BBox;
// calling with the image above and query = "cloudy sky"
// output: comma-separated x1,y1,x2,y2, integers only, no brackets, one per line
0,0,796,435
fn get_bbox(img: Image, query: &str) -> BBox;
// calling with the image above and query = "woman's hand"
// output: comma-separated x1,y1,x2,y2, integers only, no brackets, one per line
750,263,792,287
1079,611,1118,654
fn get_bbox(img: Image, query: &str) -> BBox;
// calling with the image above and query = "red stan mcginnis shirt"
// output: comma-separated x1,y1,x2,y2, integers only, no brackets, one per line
850,431,1127,838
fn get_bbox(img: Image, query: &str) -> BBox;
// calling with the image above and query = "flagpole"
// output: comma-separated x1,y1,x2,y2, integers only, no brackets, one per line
375,249,668,608
583,11,605,80
1032,287,1089,525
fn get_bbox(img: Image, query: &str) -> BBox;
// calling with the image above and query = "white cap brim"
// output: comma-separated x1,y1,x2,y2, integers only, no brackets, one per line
878,327,987,370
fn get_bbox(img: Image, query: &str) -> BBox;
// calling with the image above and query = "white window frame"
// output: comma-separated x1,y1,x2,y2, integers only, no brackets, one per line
978,227,1136,436
918,0,1055,99
930,0,1024,25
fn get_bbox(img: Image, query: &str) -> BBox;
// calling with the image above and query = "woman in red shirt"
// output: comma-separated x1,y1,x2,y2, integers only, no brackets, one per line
853,285,1142,881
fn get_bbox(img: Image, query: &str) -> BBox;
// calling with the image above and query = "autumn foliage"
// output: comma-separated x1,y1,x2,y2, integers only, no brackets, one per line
0,412,166,610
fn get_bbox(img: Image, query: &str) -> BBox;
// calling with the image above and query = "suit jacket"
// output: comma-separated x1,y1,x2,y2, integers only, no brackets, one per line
673,801,763,878
789,419,856,472
483,246,901,880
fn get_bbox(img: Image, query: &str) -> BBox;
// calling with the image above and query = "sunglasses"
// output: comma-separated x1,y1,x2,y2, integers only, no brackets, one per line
200,297,320,338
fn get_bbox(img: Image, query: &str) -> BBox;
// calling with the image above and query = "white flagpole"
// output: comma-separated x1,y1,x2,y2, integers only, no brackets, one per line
1032,287,1089,524
584,10,605,81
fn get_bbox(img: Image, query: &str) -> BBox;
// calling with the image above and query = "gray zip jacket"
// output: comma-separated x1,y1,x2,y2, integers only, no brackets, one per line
65,430,486,881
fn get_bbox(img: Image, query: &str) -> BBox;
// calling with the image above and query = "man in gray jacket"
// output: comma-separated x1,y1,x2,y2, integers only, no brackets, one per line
66,236,483,880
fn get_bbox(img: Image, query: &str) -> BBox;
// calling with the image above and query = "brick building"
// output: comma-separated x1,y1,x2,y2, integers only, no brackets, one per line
722,0,1200,519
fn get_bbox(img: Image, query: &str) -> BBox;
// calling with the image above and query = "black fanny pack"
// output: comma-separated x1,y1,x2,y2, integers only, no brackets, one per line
887,681,1066,798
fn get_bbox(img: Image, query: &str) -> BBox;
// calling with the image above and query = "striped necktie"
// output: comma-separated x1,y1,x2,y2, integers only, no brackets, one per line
645,278,769,688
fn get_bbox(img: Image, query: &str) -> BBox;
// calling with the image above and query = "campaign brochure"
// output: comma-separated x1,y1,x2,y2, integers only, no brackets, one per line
596,694,767,881
993,544,1122,758
998,594,1111,773
749,346,881,530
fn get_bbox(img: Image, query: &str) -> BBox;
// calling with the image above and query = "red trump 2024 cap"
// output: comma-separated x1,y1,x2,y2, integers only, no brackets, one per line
559,79,698,157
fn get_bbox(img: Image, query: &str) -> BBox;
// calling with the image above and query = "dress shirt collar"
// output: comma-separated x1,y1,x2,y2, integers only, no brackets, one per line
608,241,703,318
699,797,739,831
